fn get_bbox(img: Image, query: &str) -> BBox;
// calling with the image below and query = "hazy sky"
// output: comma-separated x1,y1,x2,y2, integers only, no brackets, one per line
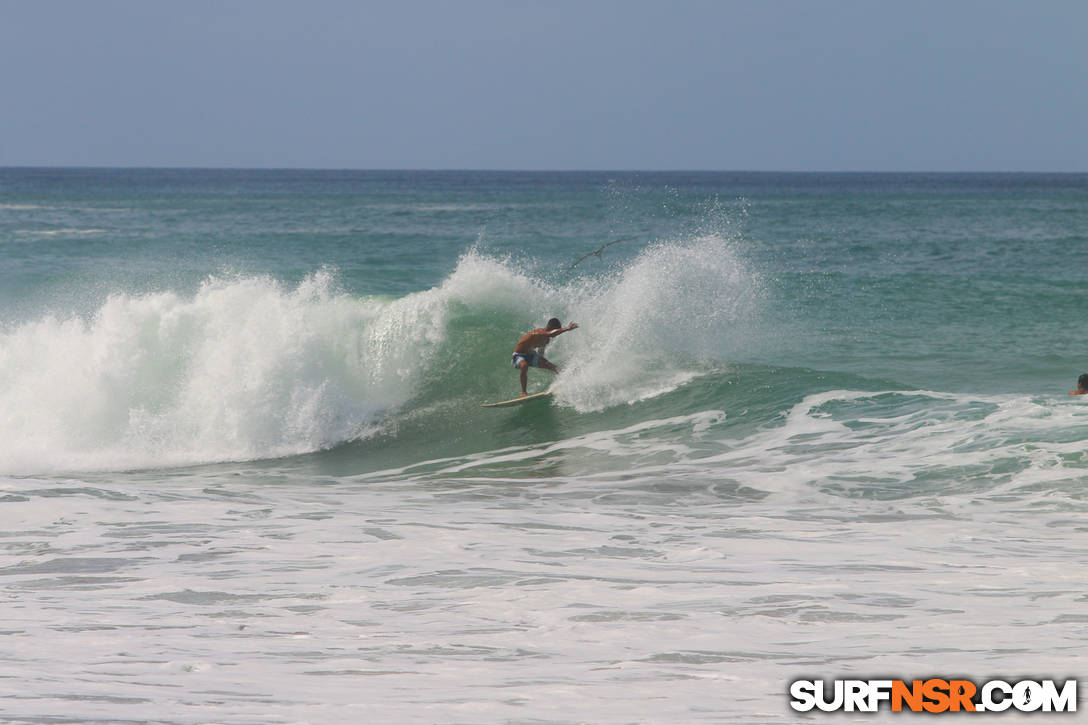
3,0,1087,171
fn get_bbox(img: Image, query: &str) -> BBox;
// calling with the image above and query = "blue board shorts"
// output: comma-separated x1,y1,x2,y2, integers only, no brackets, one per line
512,351,540,368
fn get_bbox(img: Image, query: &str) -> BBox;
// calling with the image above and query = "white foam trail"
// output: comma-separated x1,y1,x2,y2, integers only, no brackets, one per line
372,387,1088,512
350,409,727,481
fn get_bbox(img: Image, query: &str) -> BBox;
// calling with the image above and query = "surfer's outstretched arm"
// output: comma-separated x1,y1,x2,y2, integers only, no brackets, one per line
547,322,578,338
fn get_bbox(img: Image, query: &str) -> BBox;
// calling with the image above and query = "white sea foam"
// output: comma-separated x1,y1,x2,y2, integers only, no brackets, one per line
0,271,444,473
689,389,1088,507
6,389,1081,723
363,385,1088,514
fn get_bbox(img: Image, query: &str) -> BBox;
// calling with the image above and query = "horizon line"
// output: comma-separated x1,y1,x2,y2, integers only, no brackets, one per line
2,165,1086,175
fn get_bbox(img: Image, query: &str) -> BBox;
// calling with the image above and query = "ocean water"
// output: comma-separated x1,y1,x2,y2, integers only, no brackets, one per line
1,169,1086,723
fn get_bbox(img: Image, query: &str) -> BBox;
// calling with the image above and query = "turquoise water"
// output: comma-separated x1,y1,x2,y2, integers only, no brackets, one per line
1,169,1086,723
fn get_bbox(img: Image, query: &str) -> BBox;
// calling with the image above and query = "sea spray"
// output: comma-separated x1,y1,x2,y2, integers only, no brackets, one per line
556,233,764,411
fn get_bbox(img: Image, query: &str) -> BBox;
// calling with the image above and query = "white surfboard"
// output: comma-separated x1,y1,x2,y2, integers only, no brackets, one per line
481,390,553,408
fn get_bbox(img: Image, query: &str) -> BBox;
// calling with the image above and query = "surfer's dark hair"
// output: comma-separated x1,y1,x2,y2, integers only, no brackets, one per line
1078,373,1088,390
546,318,562,330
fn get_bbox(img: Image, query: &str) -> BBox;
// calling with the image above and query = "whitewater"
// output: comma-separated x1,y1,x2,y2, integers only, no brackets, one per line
1,169,1086,723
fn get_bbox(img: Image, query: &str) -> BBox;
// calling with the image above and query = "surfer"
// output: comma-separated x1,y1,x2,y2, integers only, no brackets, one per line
1070,373,1088,395
512,318,578,396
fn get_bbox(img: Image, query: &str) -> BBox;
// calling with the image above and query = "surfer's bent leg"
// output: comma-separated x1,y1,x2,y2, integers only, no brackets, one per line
513,352,552,396
517,358,529,396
